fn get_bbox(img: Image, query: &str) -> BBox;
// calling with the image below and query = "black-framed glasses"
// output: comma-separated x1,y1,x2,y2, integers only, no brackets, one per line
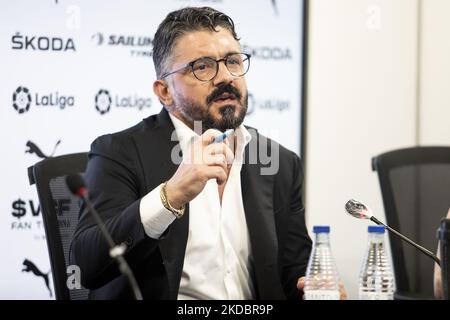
160,53,251,81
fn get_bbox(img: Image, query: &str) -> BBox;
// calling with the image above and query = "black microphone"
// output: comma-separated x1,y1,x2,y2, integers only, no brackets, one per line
345,199,441,266
438,218,450,299
66,173,143,300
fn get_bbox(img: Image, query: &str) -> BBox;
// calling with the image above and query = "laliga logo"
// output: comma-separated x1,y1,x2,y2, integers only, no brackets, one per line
12,86,75,114
95,89,112,115
247,93,256,116
246,93,290,114
95,89,152,115
13,86,32,114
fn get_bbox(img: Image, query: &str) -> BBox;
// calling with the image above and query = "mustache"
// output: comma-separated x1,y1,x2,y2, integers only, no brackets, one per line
206,84,242,105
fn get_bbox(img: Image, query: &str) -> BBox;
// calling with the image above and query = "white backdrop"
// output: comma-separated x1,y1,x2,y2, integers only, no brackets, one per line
0,0,304,299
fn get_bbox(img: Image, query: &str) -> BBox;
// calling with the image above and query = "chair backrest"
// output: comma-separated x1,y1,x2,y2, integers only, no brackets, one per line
372,146,450,299
28,152,89,300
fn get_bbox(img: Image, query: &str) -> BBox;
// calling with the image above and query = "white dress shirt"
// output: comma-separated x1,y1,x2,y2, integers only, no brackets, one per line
139,113,255,300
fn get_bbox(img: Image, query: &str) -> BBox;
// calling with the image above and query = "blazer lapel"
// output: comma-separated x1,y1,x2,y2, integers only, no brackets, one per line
241,132,283,298
241,162,277,262
133,108,189,299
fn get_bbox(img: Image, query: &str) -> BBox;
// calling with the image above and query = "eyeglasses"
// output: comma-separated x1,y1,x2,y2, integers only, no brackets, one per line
160,53,251,81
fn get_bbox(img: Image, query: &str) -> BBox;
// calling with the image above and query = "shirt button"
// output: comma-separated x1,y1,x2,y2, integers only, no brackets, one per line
125,237,133,246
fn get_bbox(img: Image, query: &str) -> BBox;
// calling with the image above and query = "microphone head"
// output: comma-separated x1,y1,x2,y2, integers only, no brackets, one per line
66,173,87,197
345,199,372,220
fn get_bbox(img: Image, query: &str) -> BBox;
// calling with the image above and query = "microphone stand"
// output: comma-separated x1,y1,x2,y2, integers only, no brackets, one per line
82,195,143,300
370,216,441,266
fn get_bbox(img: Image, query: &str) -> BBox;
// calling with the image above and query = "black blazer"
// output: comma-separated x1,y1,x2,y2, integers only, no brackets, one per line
70,108,311,300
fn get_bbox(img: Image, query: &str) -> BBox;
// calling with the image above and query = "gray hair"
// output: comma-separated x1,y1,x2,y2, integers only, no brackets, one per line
153,7,239,79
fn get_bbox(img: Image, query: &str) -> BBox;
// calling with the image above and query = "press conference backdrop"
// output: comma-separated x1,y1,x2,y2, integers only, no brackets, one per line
0,0,304,299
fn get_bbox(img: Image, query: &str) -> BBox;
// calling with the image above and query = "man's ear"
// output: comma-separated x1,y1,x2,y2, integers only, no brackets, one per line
153,80,173,106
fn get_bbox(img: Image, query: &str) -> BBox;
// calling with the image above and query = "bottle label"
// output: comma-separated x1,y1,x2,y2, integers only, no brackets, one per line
304,290,340,300
359,292,394,300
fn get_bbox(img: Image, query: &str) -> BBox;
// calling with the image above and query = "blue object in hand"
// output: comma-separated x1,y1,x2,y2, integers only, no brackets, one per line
212,129,234,144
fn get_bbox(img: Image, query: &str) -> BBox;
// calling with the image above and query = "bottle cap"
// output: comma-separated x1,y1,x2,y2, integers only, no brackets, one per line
313,225,330,233
368,225,385,233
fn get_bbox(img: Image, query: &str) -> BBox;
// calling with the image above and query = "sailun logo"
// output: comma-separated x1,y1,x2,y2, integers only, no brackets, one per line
91,32,104,45
91,33,153,57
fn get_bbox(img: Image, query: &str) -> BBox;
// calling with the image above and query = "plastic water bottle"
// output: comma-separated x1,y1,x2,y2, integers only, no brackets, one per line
304,226,340,300
359,225,395,300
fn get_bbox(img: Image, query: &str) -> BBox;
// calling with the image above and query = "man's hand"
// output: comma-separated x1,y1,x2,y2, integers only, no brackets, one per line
165,129,234,209
434,207,450,299
297,276,347,300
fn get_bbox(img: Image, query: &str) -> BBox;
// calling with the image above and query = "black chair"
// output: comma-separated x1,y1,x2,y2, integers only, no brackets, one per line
372,146,450,299
28,152,89,300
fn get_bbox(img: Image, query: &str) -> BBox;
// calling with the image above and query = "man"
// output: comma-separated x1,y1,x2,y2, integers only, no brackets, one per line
70,6,312,300
434,208,450,299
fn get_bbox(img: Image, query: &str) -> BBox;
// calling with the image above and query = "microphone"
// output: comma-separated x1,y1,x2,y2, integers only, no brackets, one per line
438,219,450,299
66,174,143,300
345,199,441,266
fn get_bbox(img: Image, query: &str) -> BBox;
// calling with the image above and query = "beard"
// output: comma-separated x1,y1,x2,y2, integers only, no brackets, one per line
173,84,248,132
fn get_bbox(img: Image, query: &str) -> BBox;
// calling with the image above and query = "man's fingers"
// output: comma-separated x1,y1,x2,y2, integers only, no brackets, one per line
297,277,305,290
206,143,234,164
201,129,223,145
204,154,228,173
339,281,347,300
206,166,227,184
296,277,346,300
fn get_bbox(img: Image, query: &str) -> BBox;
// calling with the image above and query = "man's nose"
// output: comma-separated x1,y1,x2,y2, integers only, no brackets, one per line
213,61,234,86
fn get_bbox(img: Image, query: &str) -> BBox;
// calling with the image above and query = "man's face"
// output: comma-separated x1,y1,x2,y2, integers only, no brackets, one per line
166,27,248,132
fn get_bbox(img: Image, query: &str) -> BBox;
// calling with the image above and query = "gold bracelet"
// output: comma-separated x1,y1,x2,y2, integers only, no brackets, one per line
160,181,185,219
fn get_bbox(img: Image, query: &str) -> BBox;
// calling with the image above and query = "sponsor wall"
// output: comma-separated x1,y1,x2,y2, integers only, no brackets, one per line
0,0,304,299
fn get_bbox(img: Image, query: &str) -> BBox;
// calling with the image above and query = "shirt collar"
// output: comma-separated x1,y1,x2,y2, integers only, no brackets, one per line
168,112,198,155
168,112,252,159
